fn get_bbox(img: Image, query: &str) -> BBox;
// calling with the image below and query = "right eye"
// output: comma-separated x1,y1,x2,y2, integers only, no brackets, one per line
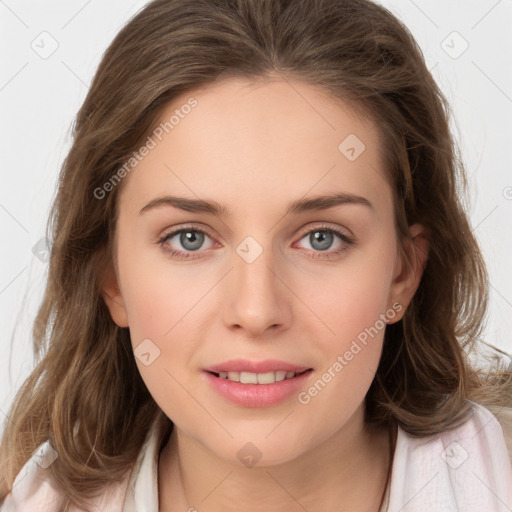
157,226,218,260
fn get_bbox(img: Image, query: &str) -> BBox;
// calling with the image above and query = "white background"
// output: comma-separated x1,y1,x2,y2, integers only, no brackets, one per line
1,0,511,428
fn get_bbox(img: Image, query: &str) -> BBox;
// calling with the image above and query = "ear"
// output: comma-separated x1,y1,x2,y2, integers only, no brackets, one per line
101,263,129,328
387,223,429,324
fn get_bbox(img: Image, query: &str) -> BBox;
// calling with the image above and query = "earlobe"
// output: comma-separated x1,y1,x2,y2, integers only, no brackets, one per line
387,223,430,323
101,265,129,328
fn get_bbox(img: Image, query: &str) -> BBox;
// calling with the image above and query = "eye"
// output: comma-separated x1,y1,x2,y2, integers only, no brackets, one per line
293,225,354,259
157,226,216,260
157,223,355,261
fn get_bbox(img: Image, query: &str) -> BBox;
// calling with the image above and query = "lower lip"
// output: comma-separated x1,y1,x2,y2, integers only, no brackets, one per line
203,370,313,407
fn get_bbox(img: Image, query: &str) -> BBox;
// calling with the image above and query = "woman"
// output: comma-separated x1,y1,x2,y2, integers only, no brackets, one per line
1,0,511,510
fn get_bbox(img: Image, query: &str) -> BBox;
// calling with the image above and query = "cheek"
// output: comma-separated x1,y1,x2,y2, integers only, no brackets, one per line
123,276,185,340
302,236,396,401
297,272,392,433
121,268,208,380
118,265,205,421
306,243,396,346
116,222,207,341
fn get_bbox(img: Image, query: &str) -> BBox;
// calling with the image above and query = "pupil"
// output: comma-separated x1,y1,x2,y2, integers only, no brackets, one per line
181,231,204,250
311,231,332,251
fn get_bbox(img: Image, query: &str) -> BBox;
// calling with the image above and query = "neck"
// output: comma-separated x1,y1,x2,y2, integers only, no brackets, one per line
158,407,394,512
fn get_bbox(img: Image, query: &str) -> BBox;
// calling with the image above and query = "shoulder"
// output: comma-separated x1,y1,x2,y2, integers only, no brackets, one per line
0,412,170,512
484,402,512,465
0,440,130,511
387,401,512,511
1,440,68,511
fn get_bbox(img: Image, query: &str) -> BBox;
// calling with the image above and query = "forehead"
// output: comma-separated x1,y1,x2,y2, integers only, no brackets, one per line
118,76,391,218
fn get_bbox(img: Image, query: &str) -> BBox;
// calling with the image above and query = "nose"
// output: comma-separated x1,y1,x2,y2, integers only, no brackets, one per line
222,241,292,337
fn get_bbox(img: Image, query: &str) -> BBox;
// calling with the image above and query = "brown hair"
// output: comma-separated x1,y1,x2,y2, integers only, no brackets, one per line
1,0,511,509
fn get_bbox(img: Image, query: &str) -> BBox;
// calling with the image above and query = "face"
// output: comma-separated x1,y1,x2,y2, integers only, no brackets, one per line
103,76,427,466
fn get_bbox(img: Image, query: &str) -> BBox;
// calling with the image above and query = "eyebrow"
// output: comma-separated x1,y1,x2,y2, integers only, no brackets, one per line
139,192,373,217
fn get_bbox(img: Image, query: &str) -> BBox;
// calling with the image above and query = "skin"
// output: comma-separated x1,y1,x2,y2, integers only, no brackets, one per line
103,75,429,511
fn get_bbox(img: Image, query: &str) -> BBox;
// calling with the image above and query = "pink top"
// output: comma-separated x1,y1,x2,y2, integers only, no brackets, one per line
2,401,511,511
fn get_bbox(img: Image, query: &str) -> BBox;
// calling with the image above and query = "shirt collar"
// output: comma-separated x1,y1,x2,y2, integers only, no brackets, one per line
123,411,172,512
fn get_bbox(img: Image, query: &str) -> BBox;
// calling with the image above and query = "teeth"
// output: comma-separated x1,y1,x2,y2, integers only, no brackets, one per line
217,370,301,384
239,371,257,384
275,370,287,382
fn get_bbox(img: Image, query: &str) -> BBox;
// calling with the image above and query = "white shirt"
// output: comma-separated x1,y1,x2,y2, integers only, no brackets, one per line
2,401,511,511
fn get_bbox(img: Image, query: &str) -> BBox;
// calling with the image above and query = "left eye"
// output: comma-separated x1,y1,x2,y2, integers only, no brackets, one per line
295,228,347,252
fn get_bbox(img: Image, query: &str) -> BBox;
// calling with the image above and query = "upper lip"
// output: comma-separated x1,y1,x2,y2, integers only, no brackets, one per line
204,359,312,374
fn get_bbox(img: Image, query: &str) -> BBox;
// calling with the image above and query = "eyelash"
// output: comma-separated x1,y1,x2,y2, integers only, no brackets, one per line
156,224,355,261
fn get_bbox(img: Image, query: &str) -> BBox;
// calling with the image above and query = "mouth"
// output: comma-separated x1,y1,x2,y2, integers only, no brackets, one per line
206,368,313,385
203,368,314,407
